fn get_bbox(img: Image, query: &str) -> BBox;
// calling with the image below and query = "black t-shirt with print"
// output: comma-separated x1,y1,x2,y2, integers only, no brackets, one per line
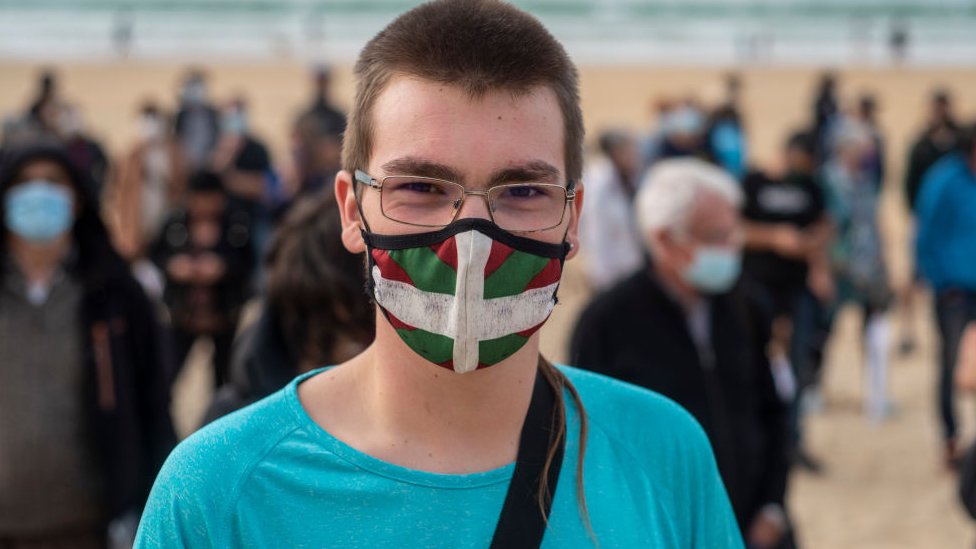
742,170,825,294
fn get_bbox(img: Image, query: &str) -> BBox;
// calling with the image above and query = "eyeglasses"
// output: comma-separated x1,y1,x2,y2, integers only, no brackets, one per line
354,169,576,233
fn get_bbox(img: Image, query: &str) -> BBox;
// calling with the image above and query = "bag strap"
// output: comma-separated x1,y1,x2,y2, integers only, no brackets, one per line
489,365,565,549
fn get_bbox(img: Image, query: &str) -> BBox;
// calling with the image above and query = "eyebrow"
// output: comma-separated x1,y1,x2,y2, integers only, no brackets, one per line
380,157,462,183
488,161,561,186
380,157,562,187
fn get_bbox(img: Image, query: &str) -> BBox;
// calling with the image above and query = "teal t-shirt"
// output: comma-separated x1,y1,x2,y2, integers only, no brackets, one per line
135,366,743,548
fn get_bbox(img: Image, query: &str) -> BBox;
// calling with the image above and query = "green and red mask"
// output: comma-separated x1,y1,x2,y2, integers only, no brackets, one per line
362,219,568,374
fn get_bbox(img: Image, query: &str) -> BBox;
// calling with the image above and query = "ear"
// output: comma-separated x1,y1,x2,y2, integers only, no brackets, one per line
564,181,584,261
335,170,366,254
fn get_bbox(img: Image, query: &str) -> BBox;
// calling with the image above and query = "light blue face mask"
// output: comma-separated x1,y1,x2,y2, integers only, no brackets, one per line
682,245,742,294
4,180,74,243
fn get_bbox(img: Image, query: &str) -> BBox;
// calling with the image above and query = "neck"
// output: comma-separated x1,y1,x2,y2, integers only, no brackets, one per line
652,261,701,310
6,233,71,285
304,310,539,474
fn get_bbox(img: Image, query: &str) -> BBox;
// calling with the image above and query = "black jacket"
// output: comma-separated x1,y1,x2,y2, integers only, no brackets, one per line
569,268,789,531
0,142,176,521
905,123,963,212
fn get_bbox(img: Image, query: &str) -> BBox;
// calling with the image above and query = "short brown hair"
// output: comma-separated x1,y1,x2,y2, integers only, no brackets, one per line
342,0,584,183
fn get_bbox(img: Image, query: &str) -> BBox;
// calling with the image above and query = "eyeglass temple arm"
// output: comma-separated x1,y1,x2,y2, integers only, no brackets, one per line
354,170,382,190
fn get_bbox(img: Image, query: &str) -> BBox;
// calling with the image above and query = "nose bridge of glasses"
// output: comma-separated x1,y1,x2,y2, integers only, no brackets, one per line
453,188,495,220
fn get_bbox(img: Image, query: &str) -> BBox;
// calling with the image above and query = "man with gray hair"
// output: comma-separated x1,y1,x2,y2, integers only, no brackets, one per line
571,158,793,549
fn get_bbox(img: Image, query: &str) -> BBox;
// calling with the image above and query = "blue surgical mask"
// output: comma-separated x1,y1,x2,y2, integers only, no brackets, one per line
4,180,74,243
682,246,742,294
222,111,247,135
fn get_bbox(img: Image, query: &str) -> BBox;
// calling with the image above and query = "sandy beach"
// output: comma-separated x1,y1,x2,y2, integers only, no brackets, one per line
2,61,974,547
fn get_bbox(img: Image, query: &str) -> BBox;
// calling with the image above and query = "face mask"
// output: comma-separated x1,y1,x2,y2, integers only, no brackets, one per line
221,111,247,135
682,245,741,294
362,218,569,374
139,115,164,141
182,81,206,105
4,180,73,243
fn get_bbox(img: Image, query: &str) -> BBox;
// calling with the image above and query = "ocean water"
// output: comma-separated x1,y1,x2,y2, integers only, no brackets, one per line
0,0,974,65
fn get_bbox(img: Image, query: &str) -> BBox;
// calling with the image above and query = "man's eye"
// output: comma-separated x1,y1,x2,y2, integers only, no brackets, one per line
501,185,546,199
394,181,443,194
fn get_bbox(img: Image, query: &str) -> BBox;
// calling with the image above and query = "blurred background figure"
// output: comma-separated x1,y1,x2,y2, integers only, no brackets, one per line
707,72,749,181
579,128,644,292
915,124,976,470
113,102,177,261
900,88,964,357
204,193,373,423
211,95,276,273
151,170,255,388
822,118,894,422
0,142,175,547
290,64,346,197
173,69,219,175
905,89,963,213
741,130,832,472
570,159,794,549
810,72,840,164
2,69,61,147
59,103,111,200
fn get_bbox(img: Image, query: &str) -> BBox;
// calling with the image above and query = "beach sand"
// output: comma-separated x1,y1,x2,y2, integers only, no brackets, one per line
2,61,974,547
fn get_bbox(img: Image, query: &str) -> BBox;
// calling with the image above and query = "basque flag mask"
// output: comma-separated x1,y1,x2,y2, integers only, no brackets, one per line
362,218,569,374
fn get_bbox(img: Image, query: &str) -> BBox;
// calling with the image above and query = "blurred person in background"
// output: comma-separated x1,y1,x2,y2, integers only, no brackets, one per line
707,73,749,181
2,69,61,147
112,102,178,301
741,130,833,472
915,124,976,470
203,194,373,424
905,89,963,213
956,323,976,518
211,95,277,274
151,170,255,388
821,118,894,422
570,158,793,549
59,104,111,200
113,103,177,258
901,89,964,355
853,93,885,188
0,142,175,547
579,128,644,291
810,72,839,164
656,101,712,163
173,69,219,175
290,64,346,197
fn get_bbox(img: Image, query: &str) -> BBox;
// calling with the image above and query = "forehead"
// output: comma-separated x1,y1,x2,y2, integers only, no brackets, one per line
369,76,565,183
14,158,72,185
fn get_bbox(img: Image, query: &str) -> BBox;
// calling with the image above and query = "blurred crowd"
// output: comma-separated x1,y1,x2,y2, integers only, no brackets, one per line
0,66,373,547
1,64,975,548
574,71,976,547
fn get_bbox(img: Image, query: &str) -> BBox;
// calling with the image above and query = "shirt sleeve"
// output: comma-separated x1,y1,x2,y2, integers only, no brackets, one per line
134,439,224,548
685,421,746,548
915,163,953,286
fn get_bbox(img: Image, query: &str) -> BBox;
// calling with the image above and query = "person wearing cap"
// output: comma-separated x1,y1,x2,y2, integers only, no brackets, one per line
0,141,175,546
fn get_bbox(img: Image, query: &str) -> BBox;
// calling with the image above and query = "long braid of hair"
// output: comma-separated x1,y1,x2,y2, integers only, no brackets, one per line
538,356,596,544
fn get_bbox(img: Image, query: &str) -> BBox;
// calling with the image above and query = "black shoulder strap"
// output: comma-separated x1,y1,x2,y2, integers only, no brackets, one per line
489,366,566,549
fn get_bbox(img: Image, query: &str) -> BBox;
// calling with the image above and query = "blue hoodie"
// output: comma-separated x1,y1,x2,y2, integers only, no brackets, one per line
916,153,976,292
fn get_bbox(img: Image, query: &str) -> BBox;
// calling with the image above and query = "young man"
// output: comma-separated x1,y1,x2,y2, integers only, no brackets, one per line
135,1,742,547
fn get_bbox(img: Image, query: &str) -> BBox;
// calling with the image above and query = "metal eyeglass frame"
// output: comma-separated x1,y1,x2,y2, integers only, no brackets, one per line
354,169,576,233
